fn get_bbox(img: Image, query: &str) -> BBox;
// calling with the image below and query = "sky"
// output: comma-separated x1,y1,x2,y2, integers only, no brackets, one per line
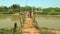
0,0,60,8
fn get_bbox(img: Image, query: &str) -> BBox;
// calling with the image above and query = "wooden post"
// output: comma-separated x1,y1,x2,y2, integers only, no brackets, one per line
13,23,17,34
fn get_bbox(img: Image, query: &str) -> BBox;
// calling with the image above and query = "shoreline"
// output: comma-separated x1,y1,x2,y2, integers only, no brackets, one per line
0,14,60,16
35,14,60,16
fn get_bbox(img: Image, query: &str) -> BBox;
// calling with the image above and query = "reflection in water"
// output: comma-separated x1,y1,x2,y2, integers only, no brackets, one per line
0,15,20,29
0,15,60,29
11,15,20,21
0,15,8,19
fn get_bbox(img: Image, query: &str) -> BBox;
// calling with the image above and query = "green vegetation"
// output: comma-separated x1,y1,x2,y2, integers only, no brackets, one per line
0,28,13,34
0,4,60,15
41,32,47,34
42,7,60,15
0,4,35,14
0,28,20,34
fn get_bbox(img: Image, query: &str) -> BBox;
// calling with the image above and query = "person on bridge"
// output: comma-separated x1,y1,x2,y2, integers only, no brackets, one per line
29,10,32,18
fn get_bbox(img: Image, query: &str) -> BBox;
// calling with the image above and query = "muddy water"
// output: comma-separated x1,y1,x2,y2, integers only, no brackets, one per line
0,15,60,29
35,15,60,29
0,15,20,28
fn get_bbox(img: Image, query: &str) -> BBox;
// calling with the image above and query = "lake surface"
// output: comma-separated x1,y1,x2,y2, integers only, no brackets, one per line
0,15,60,29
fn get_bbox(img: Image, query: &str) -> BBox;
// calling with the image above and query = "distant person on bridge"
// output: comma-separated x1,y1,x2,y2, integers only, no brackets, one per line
29,10,32,18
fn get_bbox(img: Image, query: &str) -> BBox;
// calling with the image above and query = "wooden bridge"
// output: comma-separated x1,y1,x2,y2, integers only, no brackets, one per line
19,11,41,34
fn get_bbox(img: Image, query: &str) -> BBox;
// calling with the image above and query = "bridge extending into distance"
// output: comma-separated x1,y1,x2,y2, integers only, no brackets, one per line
19,11,41,34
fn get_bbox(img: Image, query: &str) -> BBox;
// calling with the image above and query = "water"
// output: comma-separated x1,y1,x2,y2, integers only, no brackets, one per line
0,15,20,29
0,15,60,29
35,15,60,29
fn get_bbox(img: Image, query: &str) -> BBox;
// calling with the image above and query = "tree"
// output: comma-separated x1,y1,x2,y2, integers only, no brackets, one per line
9,4,20,13
0,6,8,12
25,6,32,11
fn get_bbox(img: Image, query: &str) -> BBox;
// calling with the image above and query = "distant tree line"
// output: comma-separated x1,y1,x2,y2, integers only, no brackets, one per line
35,7,60,15
0,4,60,15
42,7,60,15
0,4,36,14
